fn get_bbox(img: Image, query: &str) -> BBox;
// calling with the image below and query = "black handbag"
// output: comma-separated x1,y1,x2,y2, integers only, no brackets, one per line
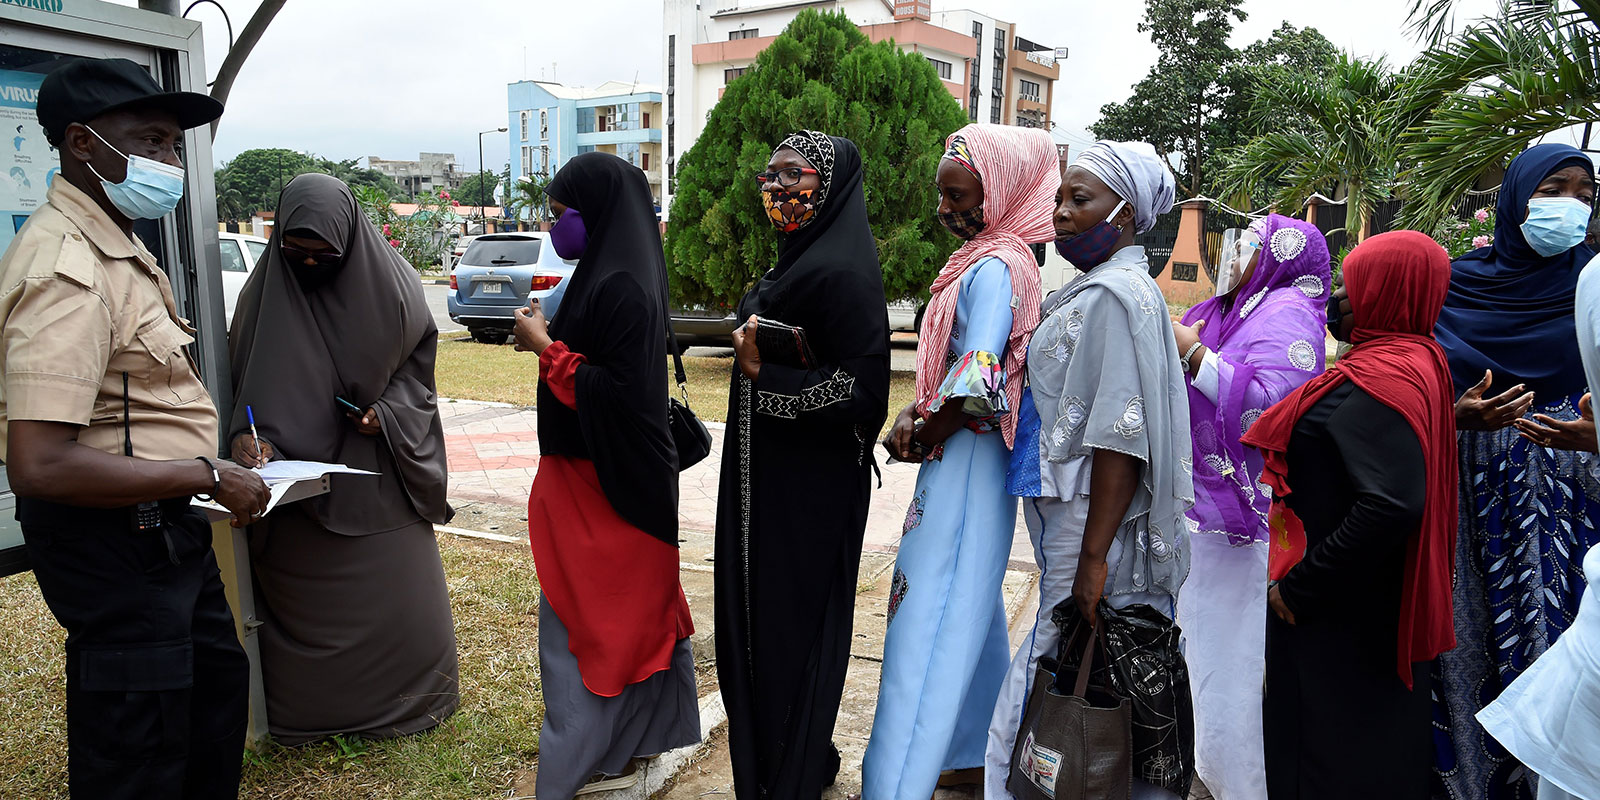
1053,601,1195,797
1008,624,1134,800
666,318,712,471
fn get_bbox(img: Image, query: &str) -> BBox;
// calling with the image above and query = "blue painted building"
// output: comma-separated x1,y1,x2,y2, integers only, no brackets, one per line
506,80,665,215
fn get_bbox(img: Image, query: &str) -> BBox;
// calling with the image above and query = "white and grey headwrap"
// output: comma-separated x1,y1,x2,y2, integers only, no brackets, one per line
774,129,838,209
1072,140,1177,235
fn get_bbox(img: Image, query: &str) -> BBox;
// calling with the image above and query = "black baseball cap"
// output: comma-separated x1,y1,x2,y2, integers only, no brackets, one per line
37,57,223,143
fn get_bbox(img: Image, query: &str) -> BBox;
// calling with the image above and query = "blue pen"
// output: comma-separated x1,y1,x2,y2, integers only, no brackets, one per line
247,405,262,464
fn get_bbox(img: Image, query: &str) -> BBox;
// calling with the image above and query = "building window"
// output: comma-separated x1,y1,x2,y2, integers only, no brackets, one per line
1020,79,1041,103
540,145,550,177
991,105,1001,124
521,146,533,175
578,107,596,134
519,111,530,141
539,109,549,139
642,152,650,171
925,56,952,80
578,145,596,154
667,35,677,167
729,28,759,39
724,66,748,84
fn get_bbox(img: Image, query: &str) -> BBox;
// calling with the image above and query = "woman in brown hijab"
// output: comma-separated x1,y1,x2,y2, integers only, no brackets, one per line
227,172,458,744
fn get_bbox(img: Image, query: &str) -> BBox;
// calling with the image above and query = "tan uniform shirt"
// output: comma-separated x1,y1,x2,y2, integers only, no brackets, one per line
0,180,218,463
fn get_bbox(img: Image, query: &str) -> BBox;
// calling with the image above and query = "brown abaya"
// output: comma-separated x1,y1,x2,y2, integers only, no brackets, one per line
228,173,458,744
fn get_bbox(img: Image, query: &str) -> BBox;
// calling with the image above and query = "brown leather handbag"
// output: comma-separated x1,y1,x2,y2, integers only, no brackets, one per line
1007,625,1133,800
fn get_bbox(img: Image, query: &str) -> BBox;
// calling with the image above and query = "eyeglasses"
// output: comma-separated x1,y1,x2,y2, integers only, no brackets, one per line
282,243,343,266
753,167,819,188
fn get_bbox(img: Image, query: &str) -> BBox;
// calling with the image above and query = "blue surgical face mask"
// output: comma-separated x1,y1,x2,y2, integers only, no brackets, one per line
1521,196,1593,257
83,125,186,220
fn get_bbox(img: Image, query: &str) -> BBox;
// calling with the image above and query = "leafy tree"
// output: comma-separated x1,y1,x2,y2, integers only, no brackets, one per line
1397,0,1600,228
353,185,453,272
1218,54,1406,242
1209,23,1339,197
457,171,502,208
312,157,403,199
213,148,315,214
665,9,968,307
1091,0,1248,197
214,170,249,223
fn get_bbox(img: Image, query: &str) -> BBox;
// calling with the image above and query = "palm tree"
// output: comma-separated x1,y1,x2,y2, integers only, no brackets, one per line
1396,1,1600,228
1218,53,1406,242
508,174,552,225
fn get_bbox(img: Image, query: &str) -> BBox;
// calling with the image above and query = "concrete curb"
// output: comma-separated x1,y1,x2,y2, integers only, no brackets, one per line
609,691,728,799
422,277,450,285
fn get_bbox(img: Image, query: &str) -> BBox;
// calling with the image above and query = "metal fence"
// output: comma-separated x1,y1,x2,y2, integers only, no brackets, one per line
1135,207,1183,278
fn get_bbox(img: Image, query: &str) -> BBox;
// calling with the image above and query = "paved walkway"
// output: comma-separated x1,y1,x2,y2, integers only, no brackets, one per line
440,398,1043,797
440,398,1035,568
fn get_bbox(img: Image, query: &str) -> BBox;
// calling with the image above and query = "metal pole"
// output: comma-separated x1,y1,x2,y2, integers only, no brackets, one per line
138,0,182,14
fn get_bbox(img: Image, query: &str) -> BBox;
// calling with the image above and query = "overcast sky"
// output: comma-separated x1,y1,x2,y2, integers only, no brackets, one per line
106,0,1515,170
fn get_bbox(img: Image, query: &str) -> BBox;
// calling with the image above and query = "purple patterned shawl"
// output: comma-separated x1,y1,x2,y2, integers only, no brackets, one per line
1180,214,1331,544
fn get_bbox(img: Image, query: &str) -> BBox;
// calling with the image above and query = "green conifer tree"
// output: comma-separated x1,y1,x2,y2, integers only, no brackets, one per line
665,9,969,307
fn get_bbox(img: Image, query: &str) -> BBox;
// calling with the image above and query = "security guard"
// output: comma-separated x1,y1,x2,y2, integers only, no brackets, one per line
0,59,270,798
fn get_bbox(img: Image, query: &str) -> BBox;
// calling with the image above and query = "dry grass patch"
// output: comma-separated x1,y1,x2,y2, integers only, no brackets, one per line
0,534,544,800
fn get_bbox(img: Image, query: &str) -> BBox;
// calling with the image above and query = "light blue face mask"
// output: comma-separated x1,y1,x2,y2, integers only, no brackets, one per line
1521,196,1593,257
84,126,186,220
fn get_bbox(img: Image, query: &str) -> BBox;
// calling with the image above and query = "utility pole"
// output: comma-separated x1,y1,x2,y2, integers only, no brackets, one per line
138,0,181,14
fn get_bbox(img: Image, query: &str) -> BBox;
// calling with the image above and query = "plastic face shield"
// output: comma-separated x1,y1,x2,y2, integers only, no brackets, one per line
1210,228,1261,296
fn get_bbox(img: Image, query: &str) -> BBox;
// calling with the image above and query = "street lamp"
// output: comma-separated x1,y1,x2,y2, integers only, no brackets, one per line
478,127,508,211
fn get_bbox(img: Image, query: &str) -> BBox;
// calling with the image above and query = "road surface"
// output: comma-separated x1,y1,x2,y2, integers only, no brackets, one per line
424,283,465,335
425,283,917,369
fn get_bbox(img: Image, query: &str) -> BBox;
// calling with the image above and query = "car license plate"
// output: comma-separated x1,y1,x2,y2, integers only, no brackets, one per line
481,282,503,295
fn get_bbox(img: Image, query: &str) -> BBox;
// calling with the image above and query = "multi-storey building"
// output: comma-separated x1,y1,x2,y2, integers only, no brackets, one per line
506,80,666,212
661,0,1063,217
366,152,464,198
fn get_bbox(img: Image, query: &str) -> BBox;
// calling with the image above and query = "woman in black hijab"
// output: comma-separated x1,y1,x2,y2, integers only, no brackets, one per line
227,172,458,743
715,130,891,798
512,152,699,797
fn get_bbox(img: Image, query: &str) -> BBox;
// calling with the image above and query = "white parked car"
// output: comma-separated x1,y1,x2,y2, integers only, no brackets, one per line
218,231,268,326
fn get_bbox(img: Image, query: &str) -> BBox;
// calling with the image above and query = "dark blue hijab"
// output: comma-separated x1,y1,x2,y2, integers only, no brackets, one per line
1436,143,1596,398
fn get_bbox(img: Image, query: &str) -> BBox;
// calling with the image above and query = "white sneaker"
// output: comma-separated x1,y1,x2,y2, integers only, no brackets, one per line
573,759,641,796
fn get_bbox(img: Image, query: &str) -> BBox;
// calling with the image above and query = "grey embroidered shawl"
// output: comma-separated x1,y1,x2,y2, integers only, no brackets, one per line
1028,246,1194,598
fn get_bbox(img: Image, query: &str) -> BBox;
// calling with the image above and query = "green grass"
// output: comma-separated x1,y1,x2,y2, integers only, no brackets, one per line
0,535,545,800
436,336,918,431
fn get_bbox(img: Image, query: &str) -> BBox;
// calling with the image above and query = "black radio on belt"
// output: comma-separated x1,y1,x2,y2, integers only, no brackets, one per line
123,372,164,533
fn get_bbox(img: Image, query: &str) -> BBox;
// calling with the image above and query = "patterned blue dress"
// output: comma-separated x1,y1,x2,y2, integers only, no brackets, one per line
1434,395,1600,800
862,257,1017,799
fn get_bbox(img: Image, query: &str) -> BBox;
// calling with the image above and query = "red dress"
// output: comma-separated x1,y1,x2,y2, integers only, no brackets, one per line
528,341,694,697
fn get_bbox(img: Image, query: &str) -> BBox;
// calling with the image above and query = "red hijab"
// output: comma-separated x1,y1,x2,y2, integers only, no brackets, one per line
1242,230,1458,688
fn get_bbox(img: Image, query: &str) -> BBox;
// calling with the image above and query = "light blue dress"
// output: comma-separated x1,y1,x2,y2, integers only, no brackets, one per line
862,257,1018,799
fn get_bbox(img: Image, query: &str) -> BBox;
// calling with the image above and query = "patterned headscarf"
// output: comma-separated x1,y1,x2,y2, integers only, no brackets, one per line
774,130,838,210
942,134,981,180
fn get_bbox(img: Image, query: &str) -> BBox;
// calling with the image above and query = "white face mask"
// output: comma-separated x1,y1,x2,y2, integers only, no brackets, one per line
1210,228,1260,297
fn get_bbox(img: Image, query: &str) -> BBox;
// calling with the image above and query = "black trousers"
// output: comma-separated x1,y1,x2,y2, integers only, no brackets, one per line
19,497,250,800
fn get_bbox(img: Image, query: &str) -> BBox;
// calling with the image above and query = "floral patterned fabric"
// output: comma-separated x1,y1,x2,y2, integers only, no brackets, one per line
1433,396,1600,800
929,349,1009,432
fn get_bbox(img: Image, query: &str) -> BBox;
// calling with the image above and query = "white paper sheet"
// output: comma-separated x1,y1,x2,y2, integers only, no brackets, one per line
256,460,378,483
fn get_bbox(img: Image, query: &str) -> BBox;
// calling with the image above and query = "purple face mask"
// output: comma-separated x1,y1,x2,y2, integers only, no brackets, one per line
549,207,587,260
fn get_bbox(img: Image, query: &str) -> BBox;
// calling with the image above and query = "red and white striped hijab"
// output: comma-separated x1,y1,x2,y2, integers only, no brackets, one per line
915,124,1058,447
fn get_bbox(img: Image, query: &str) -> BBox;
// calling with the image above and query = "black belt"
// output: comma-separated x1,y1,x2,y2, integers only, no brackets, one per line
16,496,197,528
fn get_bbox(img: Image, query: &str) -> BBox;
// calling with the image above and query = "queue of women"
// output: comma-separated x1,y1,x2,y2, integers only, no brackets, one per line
222,127,1600,800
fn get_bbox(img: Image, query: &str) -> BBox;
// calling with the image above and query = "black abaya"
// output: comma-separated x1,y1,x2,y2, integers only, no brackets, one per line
1264,383,1433,799
712,133,891,799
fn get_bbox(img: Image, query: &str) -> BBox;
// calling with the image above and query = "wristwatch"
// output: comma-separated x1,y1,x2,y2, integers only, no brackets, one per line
1181,341,1205,374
